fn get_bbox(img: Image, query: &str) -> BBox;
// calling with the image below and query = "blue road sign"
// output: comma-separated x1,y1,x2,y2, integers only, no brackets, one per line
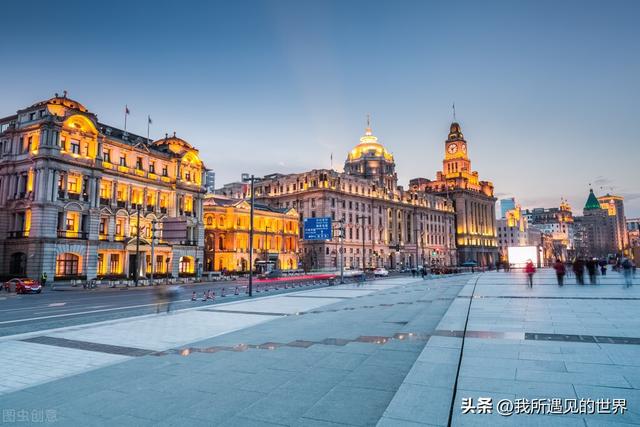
303,217,332,240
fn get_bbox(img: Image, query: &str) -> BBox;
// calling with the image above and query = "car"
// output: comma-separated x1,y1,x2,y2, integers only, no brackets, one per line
4,278,42,294
373,268,389,277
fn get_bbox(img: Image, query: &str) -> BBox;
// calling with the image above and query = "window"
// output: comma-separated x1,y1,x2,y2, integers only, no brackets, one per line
110,254,121,273
103,149,111,163
70,139,80,154
56,253,80,276
99,218,108,235
149,162,155,173
162,165,168,176
29,112,36,121
136,157,143,170
119,156,127,167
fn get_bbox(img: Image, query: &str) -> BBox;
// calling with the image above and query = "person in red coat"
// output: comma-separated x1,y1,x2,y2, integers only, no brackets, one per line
524,260,536,288
553,259,566,286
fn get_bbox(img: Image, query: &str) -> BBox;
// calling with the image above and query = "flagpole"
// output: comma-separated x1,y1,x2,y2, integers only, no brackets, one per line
147,115,150,142
124,105,128,132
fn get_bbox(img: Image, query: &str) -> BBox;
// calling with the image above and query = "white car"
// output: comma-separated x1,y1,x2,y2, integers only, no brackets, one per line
373,268,389,277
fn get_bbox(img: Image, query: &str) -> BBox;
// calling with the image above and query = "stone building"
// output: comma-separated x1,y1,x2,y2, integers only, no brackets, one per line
0,94,206,282
523,199,575,260
597,193,629,255
410,122,498,266
574,189,617,258
203,195,299,272
251,125,457,270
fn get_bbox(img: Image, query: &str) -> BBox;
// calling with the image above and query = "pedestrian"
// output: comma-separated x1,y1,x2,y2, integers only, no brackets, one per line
586,259,597,285
421,266,427,280
622,258,633,288
40,272,47,288
411,268,416,278
553,259,565,286
599,260,607,276
496,261,501,272
573,258,585,285
524,259,536,288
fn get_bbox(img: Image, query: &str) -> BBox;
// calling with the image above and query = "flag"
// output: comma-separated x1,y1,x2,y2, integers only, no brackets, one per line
148,115,152,124
125,105,130,115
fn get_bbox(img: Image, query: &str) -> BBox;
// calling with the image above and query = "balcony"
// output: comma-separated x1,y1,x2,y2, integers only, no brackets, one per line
57,230,88,239
100,197,111,206
7,230,28,239
99,234,109,241
114,235,126,242
116,200,126,208
146,205,155,212
68,192,80,200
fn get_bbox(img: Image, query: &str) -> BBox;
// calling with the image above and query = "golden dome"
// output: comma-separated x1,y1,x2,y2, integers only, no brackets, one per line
347,126,394,162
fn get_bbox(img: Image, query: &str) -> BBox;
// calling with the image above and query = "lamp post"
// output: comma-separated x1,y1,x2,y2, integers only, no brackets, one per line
150,219,157,285
334,219,345,284
133,205,141,287
356,215,368,280
243,175,256,297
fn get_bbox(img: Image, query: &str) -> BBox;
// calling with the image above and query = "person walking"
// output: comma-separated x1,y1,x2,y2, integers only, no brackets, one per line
524,259,536,288
586,259,597,285
553,259,565,286
40,272,47,288
573,258,585,285
622,258,633,288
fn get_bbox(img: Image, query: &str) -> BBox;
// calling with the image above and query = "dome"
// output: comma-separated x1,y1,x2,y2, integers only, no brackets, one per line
151,132,195,152
447,122,464,142
347,126,394,162
584,189,602,210
31,92,89,113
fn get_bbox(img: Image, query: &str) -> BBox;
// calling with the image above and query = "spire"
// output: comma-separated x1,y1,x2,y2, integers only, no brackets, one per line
365,113,372,136
584,188,602,210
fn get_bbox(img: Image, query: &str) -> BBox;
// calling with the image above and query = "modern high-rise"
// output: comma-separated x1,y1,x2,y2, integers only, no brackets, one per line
0,94,206,282
597,193,629,255
410,122,498,266
499,198,516,219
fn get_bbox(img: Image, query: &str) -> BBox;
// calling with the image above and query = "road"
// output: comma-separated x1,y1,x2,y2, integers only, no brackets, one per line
0,274,410,338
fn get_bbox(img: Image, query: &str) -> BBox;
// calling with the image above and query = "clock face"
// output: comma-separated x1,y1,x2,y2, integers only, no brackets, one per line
447,143,458,154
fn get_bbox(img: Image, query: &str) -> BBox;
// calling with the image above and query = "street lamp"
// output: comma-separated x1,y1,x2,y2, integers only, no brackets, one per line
150,219,157,285
242,174,256,296
356,215,368,280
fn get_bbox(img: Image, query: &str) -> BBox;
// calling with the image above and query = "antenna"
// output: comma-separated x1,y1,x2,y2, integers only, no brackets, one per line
452,102,457,122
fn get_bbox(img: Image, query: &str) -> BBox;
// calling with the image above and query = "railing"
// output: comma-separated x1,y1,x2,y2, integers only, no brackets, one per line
114,235,126,241
100,197,111,206
68,192,80,200
57,230,88,239
116,200,126,208
7,230,28,238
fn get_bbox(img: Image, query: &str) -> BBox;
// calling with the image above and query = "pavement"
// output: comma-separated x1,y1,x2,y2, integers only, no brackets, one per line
0,268,638,426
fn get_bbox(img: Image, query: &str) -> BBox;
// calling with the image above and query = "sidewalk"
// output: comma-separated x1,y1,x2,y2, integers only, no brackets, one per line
380,268,640,426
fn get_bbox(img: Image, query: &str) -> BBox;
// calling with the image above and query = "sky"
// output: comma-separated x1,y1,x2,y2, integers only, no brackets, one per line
1,0,639,216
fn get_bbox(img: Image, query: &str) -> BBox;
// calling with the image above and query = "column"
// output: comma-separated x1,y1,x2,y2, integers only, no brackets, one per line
94,177,101,207
62,172,69,199
127,184,132,209
155,190,160,212
112,181,117,205
49,169,57,202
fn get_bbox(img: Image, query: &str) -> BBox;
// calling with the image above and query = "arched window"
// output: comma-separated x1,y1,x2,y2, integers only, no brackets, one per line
206,216,213,226
218,236,224,251
10,252,27,275
179,256,193,274
56,253,80,276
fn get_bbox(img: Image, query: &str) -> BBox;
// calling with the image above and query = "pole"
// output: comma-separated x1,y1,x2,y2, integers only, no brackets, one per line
134,206,140,286
150,219,156,285
362,216,366,273
248,175,255,296
340,220,345,284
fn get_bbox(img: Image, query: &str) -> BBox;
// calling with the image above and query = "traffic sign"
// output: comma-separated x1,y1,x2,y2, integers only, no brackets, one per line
303,217,332,240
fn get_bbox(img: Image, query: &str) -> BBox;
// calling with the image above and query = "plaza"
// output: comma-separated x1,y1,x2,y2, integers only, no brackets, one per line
0,269,638,426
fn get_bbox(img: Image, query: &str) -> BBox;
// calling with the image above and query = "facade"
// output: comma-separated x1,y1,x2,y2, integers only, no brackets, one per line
597,193,629,255
410,122,498,266
628,218,640,261
252,125,457,270
203,195,299,272
573,189,617,258
0,95,206,282
496,205,528,260
204,170,216,193
499,198,516,219
522,199,575,260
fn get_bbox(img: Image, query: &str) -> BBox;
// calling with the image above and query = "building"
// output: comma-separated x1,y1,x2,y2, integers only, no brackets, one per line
0,94,206,282
499,198,515,219
628,218,640,261
497,205,528,260
250,124,457,271
573,189,617,258
410,122,498,266
522,199,575,260
203,195,299,272
597,193,629,255
204,170,216,193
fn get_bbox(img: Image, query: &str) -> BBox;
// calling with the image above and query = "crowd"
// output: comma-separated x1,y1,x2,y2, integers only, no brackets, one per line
522,257,636,288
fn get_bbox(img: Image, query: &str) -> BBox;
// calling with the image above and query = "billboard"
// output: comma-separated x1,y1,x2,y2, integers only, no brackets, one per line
303,217,332,240
507,246,540,268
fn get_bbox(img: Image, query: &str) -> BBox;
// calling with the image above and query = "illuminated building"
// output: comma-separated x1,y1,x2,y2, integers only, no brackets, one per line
499,198,516,219
522,199,575,260
203,195,299,272
597,193,629,254
573,189,618,258
497,204,528,260
249,124,457,270
0,94,206,281
410,122,498,266
628,218,640,261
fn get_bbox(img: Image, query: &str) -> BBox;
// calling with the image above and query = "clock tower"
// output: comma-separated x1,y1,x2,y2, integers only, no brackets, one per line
443,122,471,178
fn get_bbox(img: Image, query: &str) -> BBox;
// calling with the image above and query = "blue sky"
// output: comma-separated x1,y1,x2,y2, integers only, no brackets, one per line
1,0,639,216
